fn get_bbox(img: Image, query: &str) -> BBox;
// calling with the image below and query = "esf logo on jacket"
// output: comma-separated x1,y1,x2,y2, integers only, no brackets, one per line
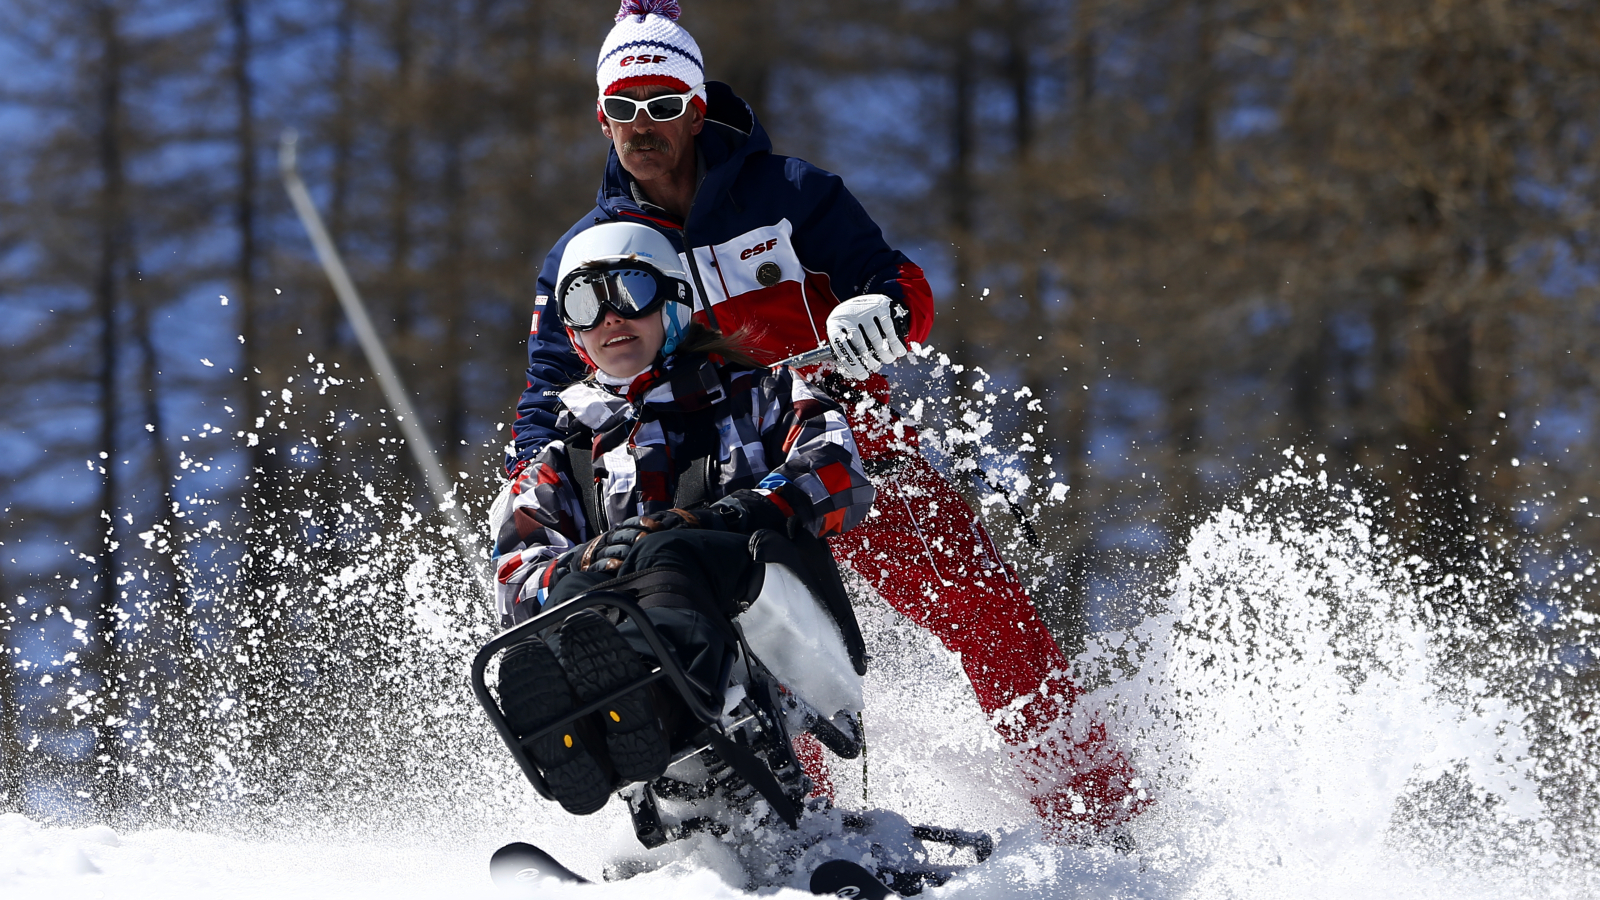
740,238,778,260
676,219,840,362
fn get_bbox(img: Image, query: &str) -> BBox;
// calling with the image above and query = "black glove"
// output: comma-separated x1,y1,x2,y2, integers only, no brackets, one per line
536,544,585,600
706,489,792,536
635,507,709,533
580,508,711,573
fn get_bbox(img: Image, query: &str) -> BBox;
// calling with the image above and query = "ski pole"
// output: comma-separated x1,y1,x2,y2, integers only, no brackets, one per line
278,129,485,582
974,469,1042,548
775,343,836,369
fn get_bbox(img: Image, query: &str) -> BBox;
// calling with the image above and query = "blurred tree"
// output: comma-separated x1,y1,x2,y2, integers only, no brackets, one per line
767,0,1600,642
0,0,222,819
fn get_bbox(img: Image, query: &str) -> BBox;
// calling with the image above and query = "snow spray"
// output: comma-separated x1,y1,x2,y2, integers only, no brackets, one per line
3,355,1597,899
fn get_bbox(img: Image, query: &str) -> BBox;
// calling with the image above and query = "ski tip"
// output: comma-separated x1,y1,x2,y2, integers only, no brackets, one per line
810,859,897,899
490,841,590,889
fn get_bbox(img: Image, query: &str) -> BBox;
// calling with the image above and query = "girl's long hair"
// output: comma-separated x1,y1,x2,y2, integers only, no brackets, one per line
671,321,763,369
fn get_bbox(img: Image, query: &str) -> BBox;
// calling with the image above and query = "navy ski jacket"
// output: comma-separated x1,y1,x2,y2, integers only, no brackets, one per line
507,81,933,476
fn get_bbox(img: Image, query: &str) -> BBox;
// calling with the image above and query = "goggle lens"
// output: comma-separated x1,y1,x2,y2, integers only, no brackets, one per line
559,268,668,329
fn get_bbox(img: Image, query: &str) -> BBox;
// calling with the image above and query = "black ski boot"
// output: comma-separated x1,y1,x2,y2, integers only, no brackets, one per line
558,609,672,784
497,635,615,815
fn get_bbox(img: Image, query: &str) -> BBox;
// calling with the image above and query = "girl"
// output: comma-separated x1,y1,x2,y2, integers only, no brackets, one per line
488,221,874,816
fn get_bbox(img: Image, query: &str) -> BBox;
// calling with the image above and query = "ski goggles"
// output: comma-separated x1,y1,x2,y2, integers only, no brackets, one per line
556,263,689,331
599,85,703,124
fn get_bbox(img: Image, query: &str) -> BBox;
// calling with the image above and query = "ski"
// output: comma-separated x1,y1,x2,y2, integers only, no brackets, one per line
490,841,591,889
809,859,898,899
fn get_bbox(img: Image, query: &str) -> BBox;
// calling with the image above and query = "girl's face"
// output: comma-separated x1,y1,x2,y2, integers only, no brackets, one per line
578,308,665,379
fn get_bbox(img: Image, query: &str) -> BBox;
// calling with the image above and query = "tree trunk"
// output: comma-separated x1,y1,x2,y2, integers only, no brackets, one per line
324,0,357,352
439,5,469,479
1399,309,1477,576
942,0,978,456
1055,0,1100,649
229,0,288,796
231,0,260,458
1054,311,1098,653
1166,0,1218,530
230,0,266,526
1072,0,1096,145
387,0,416,343
1289,317,1330,444
91,0,128,818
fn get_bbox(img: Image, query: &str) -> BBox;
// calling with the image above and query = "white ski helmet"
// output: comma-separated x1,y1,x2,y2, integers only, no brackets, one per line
556,220,696,359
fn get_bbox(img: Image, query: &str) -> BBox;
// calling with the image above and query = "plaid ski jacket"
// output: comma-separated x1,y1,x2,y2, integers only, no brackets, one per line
490,352,874,626
506,81,934,476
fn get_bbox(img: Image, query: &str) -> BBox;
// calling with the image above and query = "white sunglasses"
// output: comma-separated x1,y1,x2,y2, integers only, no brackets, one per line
599,85,703,123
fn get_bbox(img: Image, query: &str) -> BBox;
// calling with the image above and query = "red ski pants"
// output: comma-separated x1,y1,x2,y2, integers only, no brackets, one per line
812,374,1146,831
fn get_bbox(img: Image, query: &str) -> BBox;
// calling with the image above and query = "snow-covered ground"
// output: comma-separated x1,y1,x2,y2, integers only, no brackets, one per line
5,464,1594,898
2,816,503,900
1,811,1156,899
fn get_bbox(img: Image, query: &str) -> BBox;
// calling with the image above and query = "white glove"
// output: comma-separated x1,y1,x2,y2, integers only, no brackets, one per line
825,294,909,381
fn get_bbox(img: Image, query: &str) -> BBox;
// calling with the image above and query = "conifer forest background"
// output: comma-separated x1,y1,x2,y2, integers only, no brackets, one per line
3,0,1599,825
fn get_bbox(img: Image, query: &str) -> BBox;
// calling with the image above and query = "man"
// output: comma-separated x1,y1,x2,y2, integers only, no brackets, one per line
506,0,1145,837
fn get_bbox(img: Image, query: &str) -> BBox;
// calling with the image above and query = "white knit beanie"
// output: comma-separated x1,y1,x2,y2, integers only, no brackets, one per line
597,1,707,119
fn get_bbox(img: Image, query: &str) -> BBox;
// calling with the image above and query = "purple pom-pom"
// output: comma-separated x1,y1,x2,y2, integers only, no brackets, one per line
616,0,682,22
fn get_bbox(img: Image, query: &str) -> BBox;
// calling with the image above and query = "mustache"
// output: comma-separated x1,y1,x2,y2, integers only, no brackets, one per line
621,134,671,154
